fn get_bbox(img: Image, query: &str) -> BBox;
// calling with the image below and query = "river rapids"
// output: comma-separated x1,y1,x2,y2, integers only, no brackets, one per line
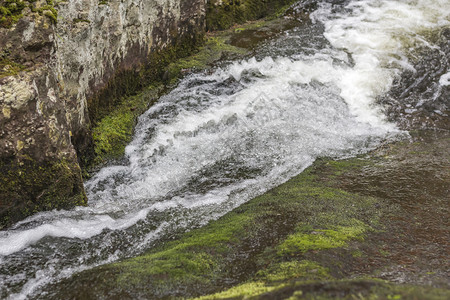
1,0,449,298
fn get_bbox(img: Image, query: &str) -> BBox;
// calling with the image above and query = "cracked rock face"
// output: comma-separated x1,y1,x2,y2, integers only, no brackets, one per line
0,0,206,228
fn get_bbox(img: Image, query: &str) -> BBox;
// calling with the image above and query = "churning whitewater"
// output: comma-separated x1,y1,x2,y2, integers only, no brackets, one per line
1,0,448,298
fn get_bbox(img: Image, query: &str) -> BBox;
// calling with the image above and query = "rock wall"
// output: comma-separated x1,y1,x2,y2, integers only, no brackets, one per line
0,0,206,228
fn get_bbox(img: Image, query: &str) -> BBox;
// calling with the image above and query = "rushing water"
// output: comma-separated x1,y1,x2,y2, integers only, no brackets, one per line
1,0,449,298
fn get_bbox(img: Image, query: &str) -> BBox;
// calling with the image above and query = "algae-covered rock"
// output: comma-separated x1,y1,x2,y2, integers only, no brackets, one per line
206,0,301,31
0,155,86,229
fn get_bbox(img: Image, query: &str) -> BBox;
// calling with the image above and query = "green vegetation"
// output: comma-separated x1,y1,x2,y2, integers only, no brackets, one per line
45,133,450,298
112,212,254,290
91,85,162,166
166,35,246,82
195,281,286,300
0,0,58,28
278,221,368,256
0,55,26,77
206,0,298,31
0,0,26,27
0,155,87,229
200,279,450,300
255,260,331,282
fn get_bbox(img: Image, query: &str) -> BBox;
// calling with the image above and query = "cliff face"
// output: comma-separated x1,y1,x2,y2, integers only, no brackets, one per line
0,0,206,228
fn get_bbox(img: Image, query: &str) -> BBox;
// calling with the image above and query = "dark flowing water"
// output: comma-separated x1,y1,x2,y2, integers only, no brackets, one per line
1,0,448,298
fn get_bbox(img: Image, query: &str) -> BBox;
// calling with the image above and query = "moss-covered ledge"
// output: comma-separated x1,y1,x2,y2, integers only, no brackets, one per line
0,0,58,28
198,279,450,300
206,0,300,31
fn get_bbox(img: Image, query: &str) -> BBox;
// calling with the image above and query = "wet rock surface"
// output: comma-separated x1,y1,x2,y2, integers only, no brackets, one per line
381,27,450,131
335,130,449,289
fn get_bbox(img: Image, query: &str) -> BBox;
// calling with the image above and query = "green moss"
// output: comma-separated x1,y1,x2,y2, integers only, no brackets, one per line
0,56,26,78
194,279,450,300
53,156,387,298
44,133,450,298
194,281,286,300
0,0,26,28
256,260,331,283
263,279,450,300
0,155,87,229
278,221,368,256
110,159,378,293
113,212,253,287
206,0,298,31
37,1,58,24
351,250,363,258
117,251,217,287
91,86,163,165
42,8,56,23
0,0,58,27
166,35,246,82
85,31,204,168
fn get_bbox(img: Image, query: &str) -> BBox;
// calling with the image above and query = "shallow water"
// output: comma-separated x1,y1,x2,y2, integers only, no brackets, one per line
1,0,449,298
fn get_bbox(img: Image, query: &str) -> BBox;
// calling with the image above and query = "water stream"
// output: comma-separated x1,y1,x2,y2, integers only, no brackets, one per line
1,0,448,298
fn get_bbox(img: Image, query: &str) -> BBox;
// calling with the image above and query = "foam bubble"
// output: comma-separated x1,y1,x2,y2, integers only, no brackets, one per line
439,72,450,86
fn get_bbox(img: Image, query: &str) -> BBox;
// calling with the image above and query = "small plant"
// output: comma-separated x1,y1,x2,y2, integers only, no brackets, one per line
0,0,26,28
0,0,58,28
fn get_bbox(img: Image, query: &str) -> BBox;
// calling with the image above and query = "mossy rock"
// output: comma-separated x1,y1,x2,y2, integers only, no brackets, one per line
0,155,87,229
0,0,58,28
201,279,450,300
40,131,450,298
206,0,298,31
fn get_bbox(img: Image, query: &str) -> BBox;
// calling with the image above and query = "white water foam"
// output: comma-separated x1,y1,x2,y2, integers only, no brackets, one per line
439,72,450,86
312,0,450,109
